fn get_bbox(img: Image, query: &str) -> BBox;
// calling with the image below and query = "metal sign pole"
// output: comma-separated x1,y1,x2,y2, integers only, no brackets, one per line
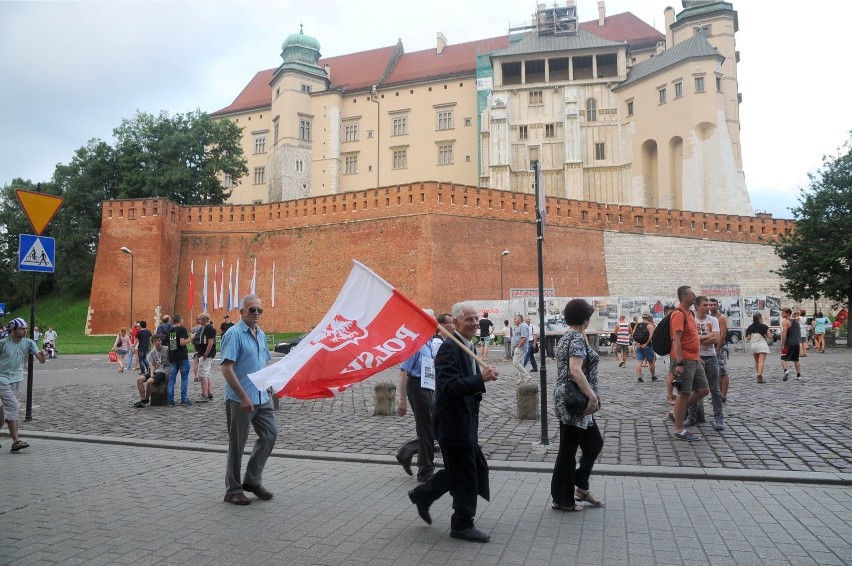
533,161,549,446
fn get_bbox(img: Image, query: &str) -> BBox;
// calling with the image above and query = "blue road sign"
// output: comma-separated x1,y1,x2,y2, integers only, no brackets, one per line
0,303,5,316
19,234,55,273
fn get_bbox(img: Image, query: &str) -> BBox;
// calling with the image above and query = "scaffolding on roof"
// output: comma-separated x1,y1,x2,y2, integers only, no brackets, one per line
508,2,578,38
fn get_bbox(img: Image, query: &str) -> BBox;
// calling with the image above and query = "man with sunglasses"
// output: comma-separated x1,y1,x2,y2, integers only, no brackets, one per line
220,295,277,505
0,318,46,452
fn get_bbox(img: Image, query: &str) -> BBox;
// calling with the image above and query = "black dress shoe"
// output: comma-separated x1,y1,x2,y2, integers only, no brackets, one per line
396,453,413,476
450,526,490,543
242,483,273,500
408,489,432,525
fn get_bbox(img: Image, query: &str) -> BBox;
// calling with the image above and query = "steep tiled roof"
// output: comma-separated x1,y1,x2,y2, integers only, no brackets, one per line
580,12,664,51
323,45,400,92
212,69,274,116
491,28,623,58
383,36,508,86
615,32,722,89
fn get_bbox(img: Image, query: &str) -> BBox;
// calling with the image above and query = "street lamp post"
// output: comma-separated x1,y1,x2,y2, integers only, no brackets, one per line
500,250,510,300
120,247,134,331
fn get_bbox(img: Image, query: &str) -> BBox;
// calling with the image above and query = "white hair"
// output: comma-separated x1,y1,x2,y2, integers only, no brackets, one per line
451,302,474,320
240,294,261,309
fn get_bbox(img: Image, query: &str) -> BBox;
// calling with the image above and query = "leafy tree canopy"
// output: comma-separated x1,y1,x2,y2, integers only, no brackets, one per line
1,110,246,307
773,133,852,334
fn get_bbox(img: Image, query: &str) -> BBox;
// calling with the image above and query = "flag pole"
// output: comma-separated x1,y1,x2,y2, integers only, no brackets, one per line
436,323,490,369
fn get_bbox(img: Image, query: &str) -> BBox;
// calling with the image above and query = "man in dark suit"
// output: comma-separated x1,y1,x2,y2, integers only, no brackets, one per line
407,302,499,543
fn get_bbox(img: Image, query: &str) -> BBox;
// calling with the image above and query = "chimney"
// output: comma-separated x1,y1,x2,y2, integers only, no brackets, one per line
598,1,606,26
436,32,447,55
664,6,675,49
324,64,330,81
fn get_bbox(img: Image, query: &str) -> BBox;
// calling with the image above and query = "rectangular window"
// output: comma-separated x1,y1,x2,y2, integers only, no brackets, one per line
464,117,472,127
695,76,705,92
437,110,454,130
392,116,408,136
299,119,312,141
344,123,359,142
301,84,312,93
222,173,233,188
273,117,279,144
253,167,265,184
716,76,722,92
295,160,303,172
253,135,266,154
392,149,407,169
658,87,667,104
627,100,634,115
519,125,528,140
545,124,555,138
344,155,358,174
438,144,453,165
674,82,683,98
594,142,605,160
529,90,543,105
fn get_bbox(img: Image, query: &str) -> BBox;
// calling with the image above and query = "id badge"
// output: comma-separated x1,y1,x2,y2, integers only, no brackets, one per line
420,356,436,390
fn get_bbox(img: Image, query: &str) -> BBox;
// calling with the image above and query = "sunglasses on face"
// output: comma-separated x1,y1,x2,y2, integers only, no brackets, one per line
247,307,264,314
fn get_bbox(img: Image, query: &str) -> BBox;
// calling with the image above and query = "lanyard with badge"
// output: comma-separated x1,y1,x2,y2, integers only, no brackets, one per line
420,341,435,390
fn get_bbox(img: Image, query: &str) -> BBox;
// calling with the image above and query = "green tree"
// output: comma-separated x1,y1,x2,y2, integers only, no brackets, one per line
773,133,852,343
0,179,49,309
113,109,247,204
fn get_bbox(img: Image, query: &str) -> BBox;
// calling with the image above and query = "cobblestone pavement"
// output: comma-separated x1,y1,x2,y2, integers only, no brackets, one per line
12,348,852,474
1,439,850,566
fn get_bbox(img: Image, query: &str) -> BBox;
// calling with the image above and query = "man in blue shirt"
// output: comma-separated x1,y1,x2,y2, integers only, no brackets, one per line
0,318,46,452
396,312,454,482
220,295,277,505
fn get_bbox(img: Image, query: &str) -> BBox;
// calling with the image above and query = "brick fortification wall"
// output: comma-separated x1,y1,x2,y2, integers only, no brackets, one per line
88,182,791,335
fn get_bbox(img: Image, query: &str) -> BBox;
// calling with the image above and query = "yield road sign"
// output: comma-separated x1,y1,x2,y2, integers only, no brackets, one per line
15,189,64,236
19,234,55,273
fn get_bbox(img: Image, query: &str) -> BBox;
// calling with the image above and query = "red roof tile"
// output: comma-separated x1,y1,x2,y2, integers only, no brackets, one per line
580,12,663,50
321,45,399,92
212,69,274,116
384,36,509,86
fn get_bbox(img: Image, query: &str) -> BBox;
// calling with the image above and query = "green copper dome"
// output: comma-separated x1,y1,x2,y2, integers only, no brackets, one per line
281,25,321,64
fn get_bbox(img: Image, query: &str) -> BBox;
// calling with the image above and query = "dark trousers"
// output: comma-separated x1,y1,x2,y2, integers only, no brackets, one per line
550,420,603,507
225,399,278,495
396,378,435,479
138,347,150,375
412,443,479,531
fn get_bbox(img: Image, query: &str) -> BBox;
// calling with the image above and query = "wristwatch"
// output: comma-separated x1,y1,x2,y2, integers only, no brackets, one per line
675,361,685,366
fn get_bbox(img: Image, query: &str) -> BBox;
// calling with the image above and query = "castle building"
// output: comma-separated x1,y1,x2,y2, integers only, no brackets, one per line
212,1,752,216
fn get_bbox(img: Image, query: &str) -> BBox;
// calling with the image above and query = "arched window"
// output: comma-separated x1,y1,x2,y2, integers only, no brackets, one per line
586,98,597,122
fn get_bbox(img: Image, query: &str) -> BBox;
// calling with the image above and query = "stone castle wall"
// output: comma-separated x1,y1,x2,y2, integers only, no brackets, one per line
88,182,792,334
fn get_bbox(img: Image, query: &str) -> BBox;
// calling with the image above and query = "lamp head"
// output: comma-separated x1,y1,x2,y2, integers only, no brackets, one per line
501,250,510,257
120,247,133,255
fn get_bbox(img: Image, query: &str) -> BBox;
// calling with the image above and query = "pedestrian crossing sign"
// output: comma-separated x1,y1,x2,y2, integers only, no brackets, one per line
19,234,55,273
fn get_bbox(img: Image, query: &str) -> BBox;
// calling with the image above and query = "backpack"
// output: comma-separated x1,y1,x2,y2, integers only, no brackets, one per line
633,322,650,344
652,313,674,355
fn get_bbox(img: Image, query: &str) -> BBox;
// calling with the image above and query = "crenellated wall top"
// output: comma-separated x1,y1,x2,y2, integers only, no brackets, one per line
101,182,792,244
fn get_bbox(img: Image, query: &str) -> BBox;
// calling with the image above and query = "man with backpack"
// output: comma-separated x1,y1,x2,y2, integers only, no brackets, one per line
663,286,709,442
633,312,656,382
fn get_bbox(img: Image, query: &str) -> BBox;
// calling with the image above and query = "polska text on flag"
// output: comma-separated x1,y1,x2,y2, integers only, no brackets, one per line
249,260,437,399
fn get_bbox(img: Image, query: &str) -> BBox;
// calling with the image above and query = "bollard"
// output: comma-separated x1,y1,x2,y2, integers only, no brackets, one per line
374,382,396,416
516,382,539,420
150,380,168,406
695,400,706,423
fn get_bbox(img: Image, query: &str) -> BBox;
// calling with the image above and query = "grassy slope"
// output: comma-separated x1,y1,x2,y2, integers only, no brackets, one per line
4,292,302,354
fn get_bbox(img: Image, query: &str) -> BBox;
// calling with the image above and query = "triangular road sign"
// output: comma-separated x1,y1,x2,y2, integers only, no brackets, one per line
20,237,54,268
15,189,64,235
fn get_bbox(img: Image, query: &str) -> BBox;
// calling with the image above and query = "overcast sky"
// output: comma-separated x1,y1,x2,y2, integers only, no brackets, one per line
1,0,848,219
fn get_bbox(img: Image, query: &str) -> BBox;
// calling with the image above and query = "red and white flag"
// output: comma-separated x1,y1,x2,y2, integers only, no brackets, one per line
250,257,257,296
202,259,209,312
187,259,195,311
249,260,437,399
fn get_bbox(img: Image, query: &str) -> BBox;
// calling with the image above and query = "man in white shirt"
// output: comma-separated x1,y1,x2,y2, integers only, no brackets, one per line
511,315,532,384
523,316,539,373
688,296,725,431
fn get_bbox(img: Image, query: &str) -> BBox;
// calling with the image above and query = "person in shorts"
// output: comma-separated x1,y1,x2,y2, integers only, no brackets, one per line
134,335,169,408
666,287,710,442
0,318,47,451
196,313,217,402
634,313,656,382
780,308,802,380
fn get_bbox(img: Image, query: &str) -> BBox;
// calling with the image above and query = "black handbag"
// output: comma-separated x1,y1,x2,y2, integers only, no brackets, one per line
562,335,593,415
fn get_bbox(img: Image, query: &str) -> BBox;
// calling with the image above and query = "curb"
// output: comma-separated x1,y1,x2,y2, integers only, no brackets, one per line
8,430,850,486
